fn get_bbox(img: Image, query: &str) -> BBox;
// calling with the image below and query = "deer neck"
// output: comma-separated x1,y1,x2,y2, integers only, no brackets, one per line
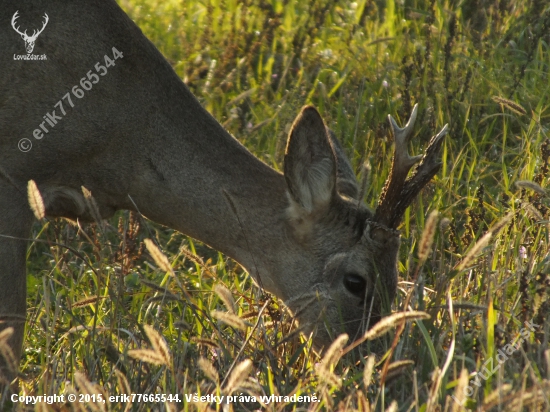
127,99,293,298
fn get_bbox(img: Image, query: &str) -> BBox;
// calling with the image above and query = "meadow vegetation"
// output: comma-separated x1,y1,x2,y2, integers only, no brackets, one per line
3,0,550,410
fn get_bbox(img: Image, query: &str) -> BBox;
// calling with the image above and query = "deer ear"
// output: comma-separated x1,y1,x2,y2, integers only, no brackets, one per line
284,106,336,214
327,130,359,199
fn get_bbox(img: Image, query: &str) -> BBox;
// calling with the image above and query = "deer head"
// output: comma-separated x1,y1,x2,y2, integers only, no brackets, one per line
282,104,448,348
11,11,49,54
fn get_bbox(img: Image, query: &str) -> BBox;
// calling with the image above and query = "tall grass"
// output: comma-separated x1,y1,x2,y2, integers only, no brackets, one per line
2,0,550,410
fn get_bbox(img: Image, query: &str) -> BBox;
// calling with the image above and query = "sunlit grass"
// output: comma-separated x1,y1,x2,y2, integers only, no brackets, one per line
3,0,550,411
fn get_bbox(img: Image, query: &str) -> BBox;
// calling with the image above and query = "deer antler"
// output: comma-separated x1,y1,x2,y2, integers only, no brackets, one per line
11,12,49,40
11,11,27,37
374,104,448,229
31,14,49,40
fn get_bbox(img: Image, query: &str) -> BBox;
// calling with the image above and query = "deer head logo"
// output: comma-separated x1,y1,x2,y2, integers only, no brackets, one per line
11,11,49,54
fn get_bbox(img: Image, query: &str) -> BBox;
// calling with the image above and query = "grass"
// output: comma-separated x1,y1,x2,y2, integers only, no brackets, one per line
2,0,550,410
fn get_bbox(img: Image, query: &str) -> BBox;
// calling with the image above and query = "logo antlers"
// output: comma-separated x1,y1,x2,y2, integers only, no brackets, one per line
11,11,49,54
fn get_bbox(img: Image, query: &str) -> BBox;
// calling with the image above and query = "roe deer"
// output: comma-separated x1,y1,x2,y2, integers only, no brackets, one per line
0,0,448,386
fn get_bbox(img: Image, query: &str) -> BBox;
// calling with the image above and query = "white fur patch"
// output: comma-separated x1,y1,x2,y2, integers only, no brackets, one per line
289,156,333,213
285,192,314,240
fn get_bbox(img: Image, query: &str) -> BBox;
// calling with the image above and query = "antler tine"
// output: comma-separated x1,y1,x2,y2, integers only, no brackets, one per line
374,104,423,229
40,14,49,32
397,123,448,212
31,14,49,39
388,103,423,172
375,117,448,230
11,11,26,36
11,10,19,25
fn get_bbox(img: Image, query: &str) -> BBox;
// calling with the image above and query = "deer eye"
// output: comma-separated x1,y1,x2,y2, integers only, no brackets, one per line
343,273,367,298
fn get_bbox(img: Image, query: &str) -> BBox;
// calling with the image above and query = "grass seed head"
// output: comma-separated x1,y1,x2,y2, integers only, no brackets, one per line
224,359,253,394
320,333,349,370
143,324,172,366
515,180,547,196
82,186,103,227
418,210,439,264
198,357,219,383
363,311,430,341
144,239,174,274
363,356,376,389
214,283,237,314
492,96,527,115
27,179,45,220
211,310,248,331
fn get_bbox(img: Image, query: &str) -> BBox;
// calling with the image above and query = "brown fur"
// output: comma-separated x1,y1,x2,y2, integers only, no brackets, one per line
0,0,441,388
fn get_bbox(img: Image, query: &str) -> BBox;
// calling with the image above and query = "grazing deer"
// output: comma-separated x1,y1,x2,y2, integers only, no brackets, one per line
0,0,448,386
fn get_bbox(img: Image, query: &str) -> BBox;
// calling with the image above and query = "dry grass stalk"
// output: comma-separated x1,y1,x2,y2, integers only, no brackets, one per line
522,202,544,221
501,384,550,411
356,390,371,412
64,383,87,412
214,283,236,314
385,400,398,412
515,180,547,196
144,324,172,365
363,311,430,341
128,325,171,366
81,186,104,228
237,379,263,396
223,359,253,393
72,296,99,309
164,402,178,412
490,211,515,235
425,367,442,410
114,369,133,412
211,310,248,331
427,291,456,409
385,360,414,381
457,231,492,271
320,333,349,369
492,96,527,115
227,87,257,106
455,212,516,271
482,383,512,408
144,239,174,274
74,371,107,412
0,327,14,347
418,210,439,265
127,349,167,366
363,356,376,389
0,327,17,376
74,370,98,394
320,372,342,388
27,179,45,220
240,310,259,319
357,161,372,202
316,334,349,387
180,246,217,278
192,338,220,349
451,368,469,412
198,357,219,383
